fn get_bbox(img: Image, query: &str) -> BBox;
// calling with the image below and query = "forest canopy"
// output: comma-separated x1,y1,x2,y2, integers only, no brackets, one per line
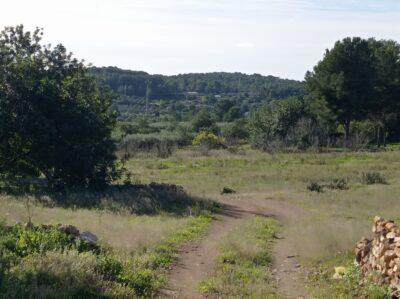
91,67,305,119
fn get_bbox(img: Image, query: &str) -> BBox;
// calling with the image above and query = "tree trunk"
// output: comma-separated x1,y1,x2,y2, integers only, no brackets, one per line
377,126,381,147
383,124,387,147
42,169,55,189
344,120,351,148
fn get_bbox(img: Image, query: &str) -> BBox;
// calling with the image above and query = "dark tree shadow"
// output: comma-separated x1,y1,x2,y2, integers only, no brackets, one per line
28,182,220,216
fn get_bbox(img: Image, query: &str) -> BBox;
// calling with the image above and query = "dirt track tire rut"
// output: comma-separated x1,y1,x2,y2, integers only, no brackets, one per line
157,195,311,299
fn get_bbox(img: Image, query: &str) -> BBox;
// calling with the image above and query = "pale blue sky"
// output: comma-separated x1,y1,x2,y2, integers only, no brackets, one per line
1,0,399,80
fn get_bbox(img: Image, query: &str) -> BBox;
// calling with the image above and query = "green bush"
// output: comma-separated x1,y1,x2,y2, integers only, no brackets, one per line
191,109,217,133
221,186,236,195
307,181,324,193
192,131,225,149
307,178,349,192
97,254,123,280
118,132,193,158
118,267,166,297
0,225,92,258
0,215,213,298
221,119,249,145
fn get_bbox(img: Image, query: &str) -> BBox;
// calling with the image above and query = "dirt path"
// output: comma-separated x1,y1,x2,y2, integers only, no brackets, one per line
261,198,312,299
157,194,312,299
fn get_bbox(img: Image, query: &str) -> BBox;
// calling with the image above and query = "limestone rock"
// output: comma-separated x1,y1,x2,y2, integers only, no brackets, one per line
80,231,98,245
355,216,400,298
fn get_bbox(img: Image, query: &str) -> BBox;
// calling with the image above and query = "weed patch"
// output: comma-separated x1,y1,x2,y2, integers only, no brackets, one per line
308,252,391,298
327,178,349,190
361,171,388,185
199,216,278,298
307,178,349,192
0,216,212,298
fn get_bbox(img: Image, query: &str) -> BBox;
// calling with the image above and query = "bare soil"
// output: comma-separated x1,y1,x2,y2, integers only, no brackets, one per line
157,194,312,299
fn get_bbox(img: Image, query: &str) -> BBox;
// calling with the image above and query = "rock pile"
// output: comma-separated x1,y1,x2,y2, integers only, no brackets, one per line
355,216,400,297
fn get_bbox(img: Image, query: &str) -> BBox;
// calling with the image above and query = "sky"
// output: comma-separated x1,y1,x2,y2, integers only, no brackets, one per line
1,0,400,80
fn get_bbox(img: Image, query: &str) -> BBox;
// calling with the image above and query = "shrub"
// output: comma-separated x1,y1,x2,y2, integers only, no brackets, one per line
118,134,190,159
328,178,349,190
118,267,166,297
0,215,214,298
97,254,124,280
0,225,92,258
191,109,217,133
192,132,225,149
307,181,324,193
307,178,349,192
361,172,387,185
221,187,236,195
221,119,249,145
120,118,160,135
248,97,306,151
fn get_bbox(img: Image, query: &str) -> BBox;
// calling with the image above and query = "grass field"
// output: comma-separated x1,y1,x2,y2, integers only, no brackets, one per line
2,147,400,297
199,216,278,298
127,147,400,235
125,147,400,297
0,186,215,297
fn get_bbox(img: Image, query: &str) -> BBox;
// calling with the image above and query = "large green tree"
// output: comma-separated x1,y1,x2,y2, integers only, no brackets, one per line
368,39,400,145
191,109,216,133
0,25,118,189
305,37,377,144
248,97,305,150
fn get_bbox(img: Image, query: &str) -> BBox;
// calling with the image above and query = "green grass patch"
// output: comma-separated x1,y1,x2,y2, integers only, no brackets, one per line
308,252,391,299
198,216,278,298
0,215,212,298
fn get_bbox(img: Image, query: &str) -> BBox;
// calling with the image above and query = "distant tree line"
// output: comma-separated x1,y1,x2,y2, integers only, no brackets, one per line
91,67,305,119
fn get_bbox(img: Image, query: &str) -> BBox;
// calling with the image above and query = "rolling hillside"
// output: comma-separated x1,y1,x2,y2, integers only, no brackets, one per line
91,67,305,120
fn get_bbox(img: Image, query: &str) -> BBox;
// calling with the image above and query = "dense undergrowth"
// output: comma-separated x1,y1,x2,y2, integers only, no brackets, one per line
0,216,212,298
199,216,278,298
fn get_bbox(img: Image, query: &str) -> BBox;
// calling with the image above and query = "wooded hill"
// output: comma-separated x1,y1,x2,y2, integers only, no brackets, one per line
91,67,304,120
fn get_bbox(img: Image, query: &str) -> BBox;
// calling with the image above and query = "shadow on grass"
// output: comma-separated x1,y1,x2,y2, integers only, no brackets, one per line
27,183,220,216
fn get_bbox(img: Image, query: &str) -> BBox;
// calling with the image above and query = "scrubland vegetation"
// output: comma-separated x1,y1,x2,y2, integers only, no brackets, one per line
1,24,400,298
0,213,212,297
3,147,399,297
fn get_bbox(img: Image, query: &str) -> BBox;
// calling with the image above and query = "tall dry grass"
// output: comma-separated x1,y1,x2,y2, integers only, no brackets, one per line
0,196,189,253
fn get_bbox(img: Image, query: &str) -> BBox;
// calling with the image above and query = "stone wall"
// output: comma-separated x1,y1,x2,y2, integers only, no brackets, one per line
355,216,400,297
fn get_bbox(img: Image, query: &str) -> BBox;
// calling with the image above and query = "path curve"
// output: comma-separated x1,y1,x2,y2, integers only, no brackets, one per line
157,194,312,299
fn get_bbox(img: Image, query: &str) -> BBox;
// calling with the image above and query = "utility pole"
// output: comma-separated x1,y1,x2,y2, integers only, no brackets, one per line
145,80,150,116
